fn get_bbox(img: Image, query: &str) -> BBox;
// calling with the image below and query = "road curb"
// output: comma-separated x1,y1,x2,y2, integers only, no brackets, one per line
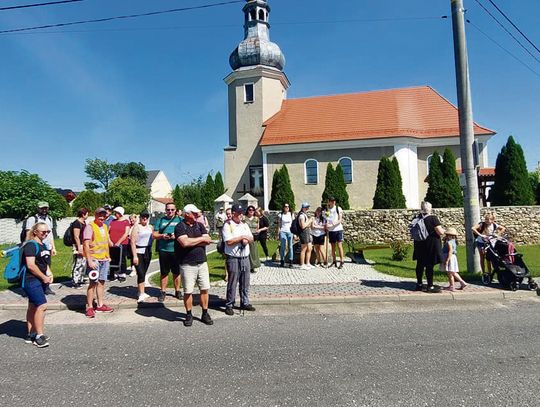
1,288,538,311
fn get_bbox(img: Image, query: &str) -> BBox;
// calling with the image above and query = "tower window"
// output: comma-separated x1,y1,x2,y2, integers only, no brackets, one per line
305,159,318,184
250,10,256,21
338,157,353,183
258,9,265,21
244,83,254,103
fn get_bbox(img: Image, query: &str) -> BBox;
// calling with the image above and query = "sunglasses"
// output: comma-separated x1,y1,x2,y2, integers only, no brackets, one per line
165,209,176,212
38,230,50,235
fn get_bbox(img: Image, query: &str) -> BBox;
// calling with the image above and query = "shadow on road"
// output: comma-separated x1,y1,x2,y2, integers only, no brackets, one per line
0,319,27,339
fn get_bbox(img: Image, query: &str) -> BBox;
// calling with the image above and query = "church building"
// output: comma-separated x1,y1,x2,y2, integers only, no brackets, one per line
223,0,495,209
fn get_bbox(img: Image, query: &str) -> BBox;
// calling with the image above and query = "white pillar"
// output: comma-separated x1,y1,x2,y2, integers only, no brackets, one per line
394,144,419,209
262,150,269,211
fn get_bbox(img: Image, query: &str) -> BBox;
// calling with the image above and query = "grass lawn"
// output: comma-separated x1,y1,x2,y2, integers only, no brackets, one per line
0,238,159,291
153,240,280,288
364,244,540,283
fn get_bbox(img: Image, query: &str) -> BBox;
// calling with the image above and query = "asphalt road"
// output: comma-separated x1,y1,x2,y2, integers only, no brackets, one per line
0,299,539,407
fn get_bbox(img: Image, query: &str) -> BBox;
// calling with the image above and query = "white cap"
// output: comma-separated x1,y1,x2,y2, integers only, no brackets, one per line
113,206,125,216
183,204,201,214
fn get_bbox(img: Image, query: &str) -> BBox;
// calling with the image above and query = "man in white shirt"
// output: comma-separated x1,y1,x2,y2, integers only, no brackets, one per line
222,204,255,315
324,197,345,269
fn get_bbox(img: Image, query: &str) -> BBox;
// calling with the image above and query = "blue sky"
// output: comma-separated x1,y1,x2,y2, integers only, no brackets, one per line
0,0,538,190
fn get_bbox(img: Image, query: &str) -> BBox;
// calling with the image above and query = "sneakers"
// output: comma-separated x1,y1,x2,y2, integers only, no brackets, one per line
95,304,114,313
280,260,285,267
44,286,56,295
175,290,183,300
158,291,166,302
338,262,344,269
224,307,234,316
300,264,309,270
201,312,214,325
137,293,150,303
33,335,49,348
129,271,136,278
183,313,193,327
25,333,50,344
426,285,442,293
414,283,424,291
241,304,256,312
117,273,127,282
85,307,95,318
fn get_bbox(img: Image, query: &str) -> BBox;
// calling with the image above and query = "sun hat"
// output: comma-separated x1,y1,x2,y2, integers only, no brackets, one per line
445,227,459,237
113,206,125,216
183,204,201,214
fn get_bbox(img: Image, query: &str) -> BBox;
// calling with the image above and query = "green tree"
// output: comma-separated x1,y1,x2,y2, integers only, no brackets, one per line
269,165,295,210
84,158,117,191
214,171,225,196
0,170,70,219
440,148,463,207
322,163,338,204
172,185,184,209
107,177,151,214
373,157,405,209
528,172,539,204
71,190,104,214
201,173,216,211
490,136,534,206
334,164,350,209
424,151,445,207
115,161,147,185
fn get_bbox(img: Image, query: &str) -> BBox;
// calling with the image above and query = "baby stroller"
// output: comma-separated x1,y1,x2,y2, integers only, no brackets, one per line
483,235,537,291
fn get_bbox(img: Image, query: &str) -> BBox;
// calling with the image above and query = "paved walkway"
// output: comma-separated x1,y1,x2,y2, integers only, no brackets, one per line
1,253,537,310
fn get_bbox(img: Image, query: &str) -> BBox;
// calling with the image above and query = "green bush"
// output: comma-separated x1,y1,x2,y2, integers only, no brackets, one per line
390,240,409,261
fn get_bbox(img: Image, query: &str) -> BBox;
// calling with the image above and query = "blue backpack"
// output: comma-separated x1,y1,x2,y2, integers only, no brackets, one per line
2,241,39,288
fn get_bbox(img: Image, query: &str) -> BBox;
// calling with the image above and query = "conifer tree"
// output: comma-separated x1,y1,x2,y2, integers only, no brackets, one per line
322,163,337,203
280,165,295,211
373,157,392,209
440,148,463,207
172,185,184,209
390,157,406,208
490,136,534,205
201,173,216,211
214,171,225,196
269,165,295,210
424,151,445,207
334,164,350,209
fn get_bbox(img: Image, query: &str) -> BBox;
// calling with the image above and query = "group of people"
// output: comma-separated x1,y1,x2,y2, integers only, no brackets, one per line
413,201,505,293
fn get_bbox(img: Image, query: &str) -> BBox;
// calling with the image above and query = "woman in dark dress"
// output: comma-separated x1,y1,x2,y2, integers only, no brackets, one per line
412,201,445,293
256,207,270,261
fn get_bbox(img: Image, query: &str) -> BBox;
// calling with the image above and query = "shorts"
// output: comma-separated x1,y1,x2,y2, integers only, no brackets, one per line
159,251,180,276
23,278,48,307
328,230,344,243
312,235,325,245
87,259,110,281
180,262,210,294
299,229,312,245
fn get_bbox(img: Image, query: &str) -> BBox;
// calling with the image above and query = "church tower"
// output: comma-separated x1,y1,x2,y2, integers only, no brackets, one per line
224,0,290,201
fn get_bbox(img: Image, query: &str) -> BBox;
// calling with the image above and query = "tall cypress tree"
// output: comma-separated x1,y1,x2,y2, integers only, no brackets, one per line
424,151,445,207
280,165,295,211
373,157,392,209
269,165,295,210
390,157,406,208
491,136,534,205
268,168,282,210
334,164,350,209
214,171,225,196
322,163,337,203
440,148,463,207
201,173,216,211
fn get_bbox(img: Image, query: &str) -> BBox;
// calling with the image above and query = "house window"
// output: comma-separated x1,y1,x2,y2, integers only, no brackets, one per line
244,83,254,103
305,159,318,184
338,157,353,183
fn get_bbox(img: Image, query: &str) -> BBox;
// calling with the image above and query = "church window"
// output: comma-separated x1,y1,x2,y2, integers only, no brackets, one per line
258,9,265,21
244,83,254,103
305,159,318,184
338,157,353,183
250,9,256,21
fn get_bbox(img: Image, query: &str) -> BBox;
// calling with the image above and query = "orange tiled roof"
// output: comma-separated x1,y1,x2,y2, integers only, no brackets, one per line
153,197,174,205
260,86,495,146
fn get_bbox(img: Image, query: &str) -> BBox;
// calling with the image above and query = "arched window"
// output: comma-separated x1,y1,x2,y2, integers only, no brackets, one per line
427,154,433,174
258,9,265,21
338,157,353,183
305,159,318,184
250,10,256,21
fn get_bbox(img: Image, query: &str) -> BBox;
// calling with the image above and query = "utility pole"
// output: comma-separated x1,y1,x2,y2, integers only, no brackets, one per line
450,0,481,273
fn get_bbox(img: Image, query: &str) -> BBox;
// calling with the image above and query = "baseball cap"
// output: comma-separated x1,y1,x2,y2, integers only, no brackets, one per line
139,210,150,218
231,204,243,214
327,196,336,201
104,204,112,210
301,202,310,209
113,206,125,216
183,204,201,214
37,201,49,208
95,207,107,215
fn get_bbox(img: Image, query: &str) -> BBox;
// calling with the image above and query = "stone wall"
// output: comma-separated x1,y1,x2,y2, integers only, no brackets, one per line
2,206,539,245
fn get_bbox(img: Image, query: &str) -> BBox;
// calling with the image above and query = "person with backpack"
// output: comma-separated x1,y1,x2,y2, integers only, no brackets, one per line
323,197,345,269
22,222,54,347
412,201,445,293
24,201,57,295
298,202,313,270
152,202,183,302
70,208,89,288
278,203,294,268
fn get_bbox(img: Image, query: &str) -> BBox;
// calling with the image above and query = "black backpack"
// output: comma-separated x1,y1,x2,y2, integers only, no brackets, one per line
63,221,76,246
290,213,303,236
19,215,38,243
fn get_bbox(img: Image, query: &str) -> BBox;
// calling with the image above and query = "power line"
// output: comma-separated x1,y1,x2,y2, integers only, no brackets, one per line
0,0,82,11
472,0,540,64
0,15,447,35
484,0,540,55
467,19,540,79
0,0,243,34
